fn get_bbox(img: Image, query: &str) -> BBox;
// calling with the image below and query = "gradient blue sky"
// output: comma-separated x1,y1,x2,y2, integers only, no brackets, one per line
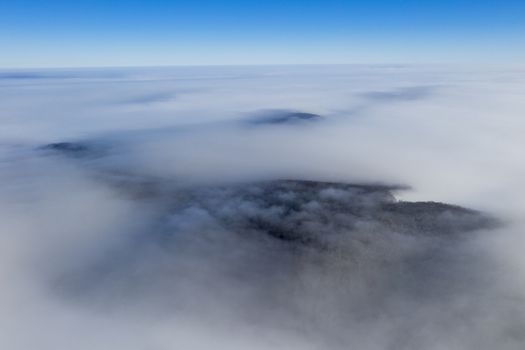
1,0,524,68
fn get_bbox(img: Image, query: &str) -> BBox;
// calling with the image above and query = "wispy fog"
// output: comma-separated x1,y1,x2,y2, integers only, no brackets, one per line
1,65,525,349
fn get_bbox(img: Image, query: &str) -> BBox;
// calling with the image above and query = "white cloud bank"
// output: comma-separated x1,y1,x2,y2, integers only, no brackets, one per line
1,65,525,349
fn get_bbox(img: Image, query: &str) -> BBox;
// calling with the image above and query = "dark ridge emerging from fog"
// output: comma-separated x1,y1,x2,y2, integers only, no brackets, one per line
42,142,92,155
361,86,436,102
248,110,323,125
140,179,496,250
40,141,109,159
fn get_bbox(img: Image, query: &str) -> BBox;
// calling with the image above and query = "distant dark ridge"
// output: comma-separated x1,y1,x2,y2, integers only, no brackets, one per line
39,141,106,159
248,110,323,125
42,142,89,153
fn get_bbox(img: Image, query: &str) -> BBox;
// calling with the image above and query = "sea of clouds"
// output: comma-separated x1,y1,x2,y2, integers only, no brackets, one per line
1,65,525,349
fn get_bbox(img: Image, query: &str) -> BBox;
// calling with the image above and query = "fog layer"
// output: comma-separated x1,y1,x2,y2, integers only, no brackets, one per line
1,65,525,349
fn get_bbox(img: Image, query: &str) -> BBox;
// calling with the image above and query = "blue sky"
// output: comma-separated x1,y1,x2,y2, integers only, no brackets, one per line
1,0,524,67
